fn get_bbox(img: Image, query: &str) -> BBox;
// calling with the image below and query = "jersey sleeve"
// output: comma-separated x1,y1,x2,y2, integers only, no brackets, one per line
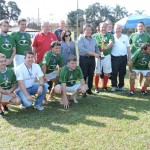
77,66,84,79
59,67,67,83
59,55,64,67
131,49,140,62
42,52,50,66
10,69,17,84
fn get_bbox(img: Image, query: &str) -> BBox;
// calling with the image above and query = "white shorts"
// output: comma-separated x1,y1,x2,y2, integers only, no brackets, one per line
0,94,13,102
45,71,58,81
56,83,81,93
133,70,150,77
13,54,25,70
95,54,112,74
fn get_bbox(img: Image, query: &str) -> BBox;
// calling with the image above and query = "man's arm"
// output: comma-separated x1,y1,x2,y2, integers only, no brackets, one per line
61,83,69,109
127,46,131,61
7,47,16,65
103,41,113,50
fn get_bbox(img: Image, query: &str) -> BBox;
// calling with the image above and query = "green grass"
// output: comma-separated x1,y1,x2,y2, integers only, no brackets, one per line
0,77,150,150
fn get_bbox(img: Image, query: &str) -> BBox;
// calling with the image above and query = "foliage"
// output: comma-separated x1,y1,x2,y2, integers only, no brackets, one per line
0,0,21,22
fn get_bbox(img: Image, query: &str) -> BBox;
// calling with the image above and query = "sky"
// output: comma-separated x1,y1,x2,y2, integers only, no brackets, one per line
6,0,150,23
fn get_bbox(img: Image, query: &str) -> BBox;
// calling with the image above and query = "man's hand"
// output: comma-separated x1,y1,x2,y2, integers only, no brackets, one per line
81,84,87,94
5,89,12,95
37,85,43,95
6,59,12,65
94,53,100,59
63,98,69,109
26,95,34,101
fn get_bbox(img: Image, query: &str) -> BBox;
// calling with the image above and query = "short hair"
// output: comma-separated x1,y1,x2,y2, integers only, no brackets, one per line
83,24,92,31
24,51,34,58
67,55,77,62
0,53,6,59
141,43,150,51
137,21,145,26
50,41,61,49
41,21,50,27
114,23,122,30
61,29,72,42
0,19,9,26
18,18,26,25
99,22,107,27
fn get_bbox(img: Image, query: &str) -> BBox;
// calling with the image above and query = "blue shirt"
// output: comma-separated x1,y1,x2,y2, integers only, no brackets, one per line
77,35,100,56
54,28,63,41
60,41,76,65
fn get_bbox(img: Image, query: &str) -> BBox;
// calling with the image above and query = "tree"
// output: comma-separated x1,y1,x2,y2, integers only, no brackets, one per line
67,9,84,27
0,0,8,20
0,0,21,22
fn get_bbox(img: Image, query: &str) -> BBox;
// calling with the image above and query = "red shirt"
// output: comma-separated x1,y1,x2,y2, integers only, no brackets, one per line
32,32,57,63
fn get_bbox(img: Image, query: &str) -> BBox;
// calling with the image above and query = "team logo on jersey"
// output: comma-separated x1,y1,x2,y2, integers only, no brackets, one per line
1,44,12,50
18,40,29,46
70,74,73,79
137,60,147,65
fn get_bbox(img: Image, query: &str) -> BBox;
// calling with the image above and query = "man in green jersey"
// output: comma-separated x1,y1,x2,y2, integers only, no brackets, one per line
93,22,114,93
54,55,88,109
129,43,150,95
0,53,21,117
41,41,64,102
0,19,16,68
11,18,32,69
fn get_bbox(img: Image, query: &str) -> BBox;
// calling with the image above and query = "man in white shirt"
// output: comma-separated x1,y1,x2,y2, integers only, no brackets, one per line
15,51,48,111
111,24,131,92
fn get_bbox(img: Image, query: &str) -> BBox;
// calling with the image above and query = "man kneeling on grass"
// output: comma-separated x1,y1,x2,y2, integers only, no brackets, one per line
0,53,21,117
128,43,150,95
54,55,88,109
15,51,49,111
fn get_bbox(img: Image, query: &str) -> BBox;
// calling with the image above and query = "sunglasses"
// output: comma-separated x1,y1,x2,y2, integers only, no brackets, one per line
65,34,71,37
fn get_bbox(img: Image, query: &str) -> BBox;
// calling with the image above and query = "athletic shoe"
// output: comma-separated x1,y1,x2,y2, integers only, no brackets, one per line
118,87,126,91
141,90,147,95
102,87,109,92
82,93,87,98
129,91,134,96
19,104,26,109
95,88,99,93
87,90,94,95
111,87,117,92
34,105,44,111
3,105,9,111
0,110,4,118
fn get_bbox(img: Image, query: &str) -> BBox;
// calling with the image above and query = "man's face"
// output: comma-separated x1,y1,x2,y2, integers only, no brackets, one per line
144,46,150,54
0,57,6,69
59,21,65,30
68,60,77,70
52,45,60,54
19,21,27,31
114,25,122,34
84,27,92,37
137,23,145,32
106,21,113,32
42,22,50,33
0,22,9,33
100,23,107,34
25,54,34,65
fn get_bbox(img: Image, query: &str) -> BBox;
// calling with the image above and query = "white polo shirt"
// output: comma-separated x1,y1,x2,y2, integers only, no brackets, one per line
15,63,43,89
111,34,130,56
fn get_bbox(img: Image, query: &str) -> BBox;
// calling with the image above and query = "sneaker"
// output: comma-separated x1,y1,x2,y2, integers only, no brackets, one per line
118,87,126,91
95,88,99,93
141,90,147,95
129,91,134,96
111,87,117,92
19,104,26,109
82,93,87,98
87,90,94,95
102,87,109,92
0,110,4,117
34,105,44,111
3,105,9,111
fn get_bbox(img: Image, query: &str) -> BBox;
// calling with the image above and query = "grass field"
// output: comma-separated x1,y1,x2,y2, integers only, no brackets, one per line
0,76,150,150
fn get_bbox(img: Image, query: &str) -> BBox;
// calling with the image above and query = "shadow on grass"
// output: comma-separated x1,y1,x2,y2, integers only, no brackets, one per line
4,93,150,132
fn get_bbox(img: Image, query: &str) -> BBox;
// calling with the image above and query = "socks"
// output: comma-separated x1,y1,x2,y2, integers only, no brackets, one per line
94,75,99,88
141,86,147,91
2,102,9,106
102,75,109,88
130,87,135,92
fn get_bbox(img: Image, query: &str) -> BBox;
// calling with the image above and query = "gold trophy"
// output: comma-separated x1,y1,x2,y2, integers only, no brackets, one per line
100,35,105,59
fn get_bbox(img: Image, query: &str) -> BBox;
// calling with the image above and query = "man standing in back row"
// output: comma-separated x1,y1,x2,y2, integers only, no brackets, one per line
11,18,32,69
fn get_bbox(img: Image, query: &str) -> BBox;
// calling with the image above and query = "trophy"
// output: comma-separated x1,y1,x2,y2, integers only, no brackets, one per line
100,35,105,59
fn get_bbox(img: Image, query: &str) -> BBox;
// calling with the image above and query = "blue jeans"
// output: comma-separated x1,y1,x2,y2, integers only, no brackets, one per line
17,83,49,107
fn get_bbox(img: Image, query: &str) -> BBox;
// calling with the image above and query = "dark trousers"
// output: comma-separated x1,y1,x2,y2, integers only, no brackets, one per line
79,56,95,91
111,55,127,88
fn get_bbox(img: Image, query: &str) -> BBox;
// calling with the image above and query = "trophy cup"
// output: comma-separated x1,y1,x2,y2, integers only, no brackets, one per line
100,36,105,59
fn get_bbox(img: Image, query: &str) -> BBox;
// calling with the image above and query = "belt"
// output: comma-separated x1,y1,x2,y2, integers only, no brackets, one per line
111,55,127,58
80,55,94,58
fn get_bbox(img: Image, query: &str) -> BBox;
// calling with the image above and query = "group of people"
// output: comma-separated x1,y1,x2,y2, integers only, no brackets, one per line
0,18,150,117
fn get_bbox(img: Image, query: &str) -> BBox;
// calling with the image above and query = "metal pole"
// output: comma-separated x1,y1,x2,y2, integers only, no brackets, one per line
77,0,79,39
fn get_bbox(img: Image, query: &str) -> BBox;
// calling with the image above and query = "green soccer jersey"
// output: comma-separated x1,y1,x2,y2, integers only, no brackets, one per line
0,34,16,67
59,65,83,86
0,67,17,90
11,31,31,55
131,49,150,70
129,32,150,54
93,33,114,56
40,51,64,74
